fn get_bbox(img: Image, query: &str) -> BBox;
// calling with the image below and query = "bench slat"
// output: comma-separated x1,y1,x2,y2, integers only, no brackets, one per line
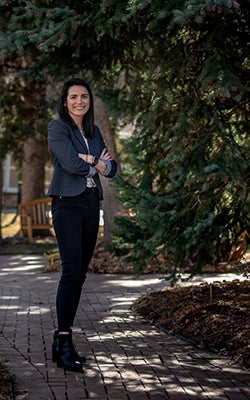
18,197,53,243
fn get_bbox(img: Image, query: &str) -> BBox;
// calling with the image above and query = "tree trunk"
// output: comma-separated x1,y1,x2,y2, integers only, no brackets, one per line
21,136,46,203
20,79,49,239
21,79,48,204
94,96,123,245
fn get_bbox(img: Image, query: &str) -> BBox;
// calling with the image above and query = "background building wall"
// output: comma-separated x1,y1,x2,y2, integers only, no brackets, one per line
2,154,52,209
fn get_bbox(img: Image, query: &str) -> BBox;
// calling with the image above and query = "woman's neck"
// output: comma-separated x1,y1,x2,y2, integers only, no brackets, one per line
71,117,83,131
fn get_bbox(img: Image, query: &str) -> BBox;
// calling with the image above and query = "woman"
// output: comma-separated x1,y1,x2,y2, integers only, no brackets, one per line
47,77,118,372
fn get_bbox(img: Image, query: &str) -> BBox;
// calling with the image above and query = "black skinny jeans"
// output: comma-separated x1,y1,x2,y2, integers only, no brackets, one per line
52,188,100,332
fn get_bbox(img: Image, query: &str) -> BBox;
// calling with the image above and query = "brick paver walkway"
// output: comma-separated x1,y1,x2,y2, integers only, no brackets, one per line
0,254,249,400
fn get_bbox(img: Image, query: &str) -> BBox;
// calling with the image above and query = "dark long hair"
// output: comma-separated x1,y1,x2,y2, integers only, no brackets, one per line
57,77,94,137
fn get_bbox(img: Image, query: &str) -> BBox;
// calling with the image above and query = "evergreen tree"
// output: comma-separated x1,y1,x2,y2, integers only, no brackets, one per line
109,0,250,279
0,0,249,276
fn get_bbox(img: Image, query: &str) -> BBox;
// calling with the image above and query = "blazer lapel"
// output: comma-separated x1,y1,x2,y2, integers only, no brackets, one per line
87,136,97,156
70,127,89,153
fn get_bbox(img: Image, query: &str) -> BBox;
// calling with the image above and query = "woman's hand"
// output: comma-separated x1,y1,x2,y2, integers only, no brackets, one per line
95,148,112,173
78,153,94,164
100,148,112,161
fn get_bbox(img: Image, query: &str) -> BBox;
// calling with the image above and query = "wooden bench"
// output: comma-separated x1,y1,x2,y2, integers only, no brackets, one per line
18,197,53,243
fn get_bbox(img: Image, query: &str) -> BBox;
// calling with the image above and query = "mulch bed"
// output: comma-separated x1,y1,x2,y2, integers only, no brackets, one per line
132,279,250,370
0,357,11,400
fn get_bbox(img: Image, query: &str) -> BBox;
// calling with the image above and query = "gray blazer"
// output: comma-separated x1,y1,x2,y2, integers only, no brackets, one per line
47,118,117,200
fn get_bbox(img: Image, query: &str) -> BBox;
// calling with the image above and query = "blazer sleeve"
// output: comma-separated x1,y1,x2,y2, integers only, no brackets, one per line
93,126,118,178
48,119,92,176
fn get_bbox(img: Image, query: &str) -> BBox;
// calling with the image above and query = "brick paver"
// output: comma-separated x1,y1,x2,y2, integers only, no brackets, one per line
0,254,249,400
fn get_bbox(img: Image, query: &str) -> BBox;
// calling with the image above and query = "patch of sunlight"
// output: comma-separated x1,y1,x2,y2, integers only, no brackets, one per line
87,335,102,341
1,265,43,272
180,273,245,285
0,305,19,309
111,296,137,303
105,277,164,288
17,306,50,315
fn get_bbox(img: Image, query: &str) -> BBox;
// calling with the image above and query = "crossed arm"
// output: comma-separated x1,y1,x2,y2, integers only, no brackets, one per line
78,148,112,174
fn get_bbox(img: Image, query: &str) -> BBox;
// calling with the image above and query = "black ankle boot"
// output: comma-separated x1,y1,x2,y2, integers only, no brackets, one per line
55,333,83,372
52,330,87,365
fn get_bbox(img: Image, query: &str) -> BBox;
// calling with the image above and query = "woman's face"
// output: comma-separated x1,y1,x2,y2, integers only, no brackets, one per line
65,85,90,122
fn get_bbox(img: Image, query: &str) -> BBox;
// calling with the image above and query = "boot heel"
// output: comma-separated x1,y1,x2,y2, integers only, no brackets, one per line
56,333,83,372
56,359,64,368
